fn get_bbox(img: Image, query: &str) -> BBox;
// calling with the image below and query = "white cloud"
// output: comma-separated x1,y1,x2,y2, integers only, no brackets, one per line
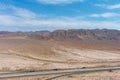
0,5,120,31
0,5,39,18
95,4,106,7
37,0,85,4
95,4,120,9
0,15,18,26
0,14,120,31
107,4,120,9
11,6,37,18
90,13,120,18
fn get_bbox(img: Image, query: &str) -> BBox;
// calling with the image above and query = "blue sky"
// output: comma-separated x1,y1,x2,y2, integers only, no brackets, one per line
0,0,120,31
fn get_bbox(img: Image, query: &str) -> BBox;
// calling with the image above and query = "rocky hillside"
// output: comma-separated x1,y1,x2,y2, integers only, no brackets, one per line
51,29,120,41
0,29,120,42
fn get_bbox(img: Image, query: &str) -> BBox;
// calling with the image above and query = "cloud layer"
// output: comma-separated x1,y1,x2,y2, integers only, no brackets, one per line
90,13,120,18
0,14,120,31
0,2,120,31
96,4,120,9
37,0,85,4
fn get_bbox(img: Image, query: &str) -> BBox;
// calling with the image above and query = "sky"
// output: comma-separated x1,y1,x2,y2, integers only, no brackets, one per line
0,0,120,31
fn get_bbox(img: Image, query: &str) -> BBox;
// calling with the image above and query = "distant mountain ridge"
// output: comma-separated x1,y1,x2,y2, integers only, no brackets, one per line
51,29,120,41
0,29,120,50
0,29,120,42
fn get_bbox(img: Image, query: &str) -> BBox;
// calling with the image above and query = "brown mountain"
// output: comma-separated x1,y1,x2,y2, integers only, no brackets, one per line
50,29,120,50
0,29,120,50
51,29,120,41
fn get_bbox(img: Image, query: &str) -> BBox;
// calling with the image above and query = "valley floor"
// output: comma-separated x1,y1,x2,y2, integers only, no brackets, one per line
0,37,120,80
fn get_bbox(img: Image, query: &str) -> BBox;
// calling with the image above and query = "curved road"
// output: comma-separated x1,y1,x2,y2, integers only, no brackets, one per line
0,66,120,79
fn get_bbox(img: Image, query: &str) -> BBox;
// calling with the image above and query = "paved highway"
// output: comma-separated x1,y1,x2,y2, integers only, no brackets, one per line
0,66,120,79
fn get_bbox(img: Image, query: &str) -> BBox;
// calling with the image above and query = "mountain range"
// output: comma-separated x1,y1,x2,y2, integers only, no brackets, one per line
0,29,120,50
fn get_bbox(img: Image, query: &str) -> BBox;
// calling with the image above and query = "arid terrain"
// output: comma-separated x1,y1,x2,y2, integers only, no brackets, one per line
0,29,120,80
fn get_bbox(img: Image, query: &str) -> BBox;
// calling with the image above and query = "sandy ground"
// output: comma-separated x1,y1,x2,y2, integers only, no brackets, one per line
0,37,120,80
0,48,120,71
0,52,44,71
53,46,120,61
